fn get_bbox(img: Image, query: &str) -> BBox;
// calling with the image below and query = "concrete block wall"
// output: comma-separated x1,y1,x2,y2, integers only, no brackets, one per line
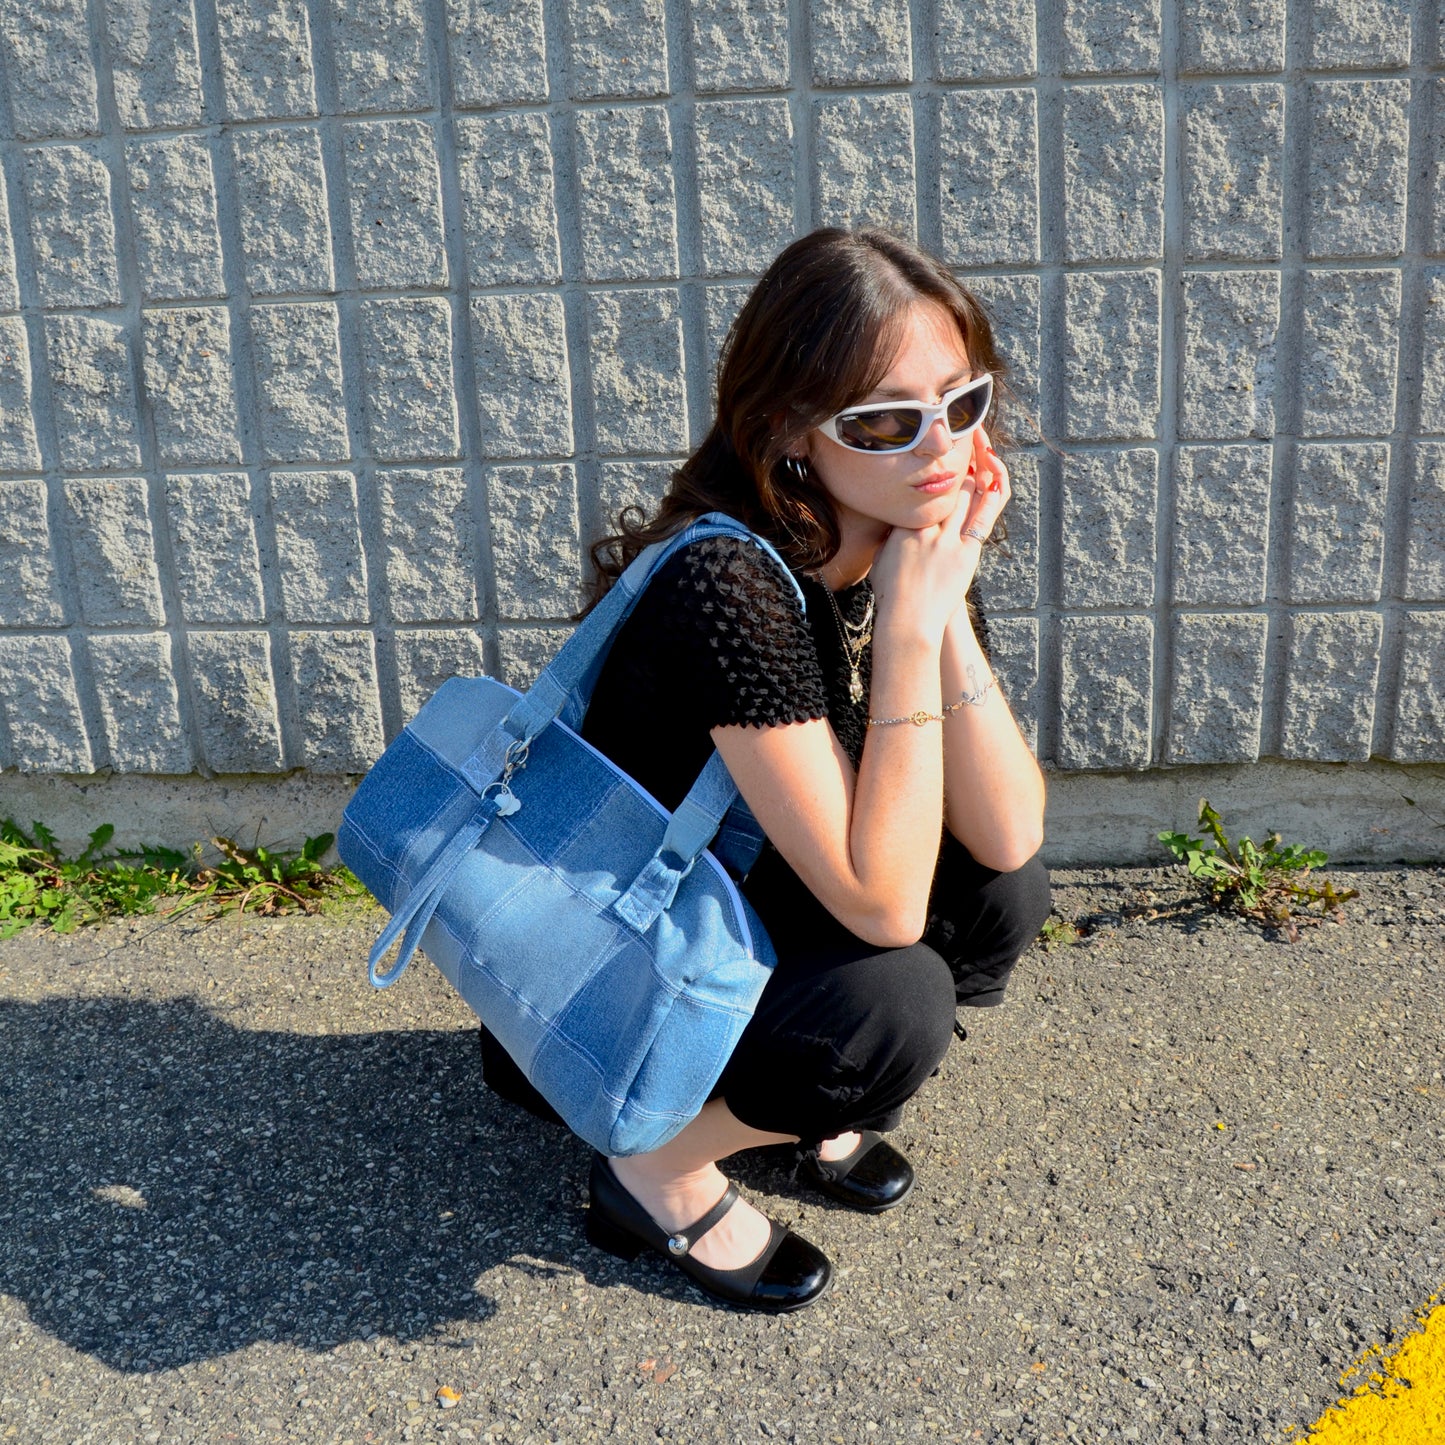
0,0,1442,796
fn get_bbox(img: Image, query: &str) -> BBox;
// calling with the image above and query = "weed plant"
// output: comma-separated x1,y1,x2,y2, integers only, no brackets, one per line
1159,799,1357,936
0,820,367,939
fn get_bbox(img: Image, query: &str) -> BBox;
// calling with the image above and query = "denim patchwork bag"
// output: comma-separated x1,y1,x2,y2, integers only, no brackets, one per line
338,514,804,1157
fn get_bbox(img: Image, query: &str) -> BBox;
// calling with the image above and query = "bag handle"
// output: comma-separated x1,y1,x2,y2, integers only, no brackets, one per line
460,514,803,793
367,791,511,987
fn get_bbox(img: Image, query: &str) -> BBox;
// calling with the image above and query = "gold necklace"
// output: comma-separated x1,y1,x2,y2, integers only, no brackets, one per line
823,585,874,704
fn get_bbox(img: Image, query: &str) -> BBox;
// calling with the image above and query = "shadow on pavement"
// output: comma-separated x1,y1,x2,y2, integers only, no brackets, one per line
1,997,597,1372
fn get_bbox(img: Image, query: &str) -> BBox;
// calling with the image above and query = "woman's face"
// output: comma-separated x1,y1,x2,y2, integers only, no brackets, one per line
802,301,980,541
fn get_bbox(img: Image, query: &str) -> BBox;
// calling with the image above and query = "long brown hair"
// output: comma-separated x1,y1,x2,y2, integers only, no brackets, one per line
587,227,1010,597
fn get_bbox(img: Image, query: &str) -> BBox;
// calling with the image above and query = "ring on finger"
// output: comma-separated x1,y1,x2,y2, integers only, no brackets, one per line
963,526,991,543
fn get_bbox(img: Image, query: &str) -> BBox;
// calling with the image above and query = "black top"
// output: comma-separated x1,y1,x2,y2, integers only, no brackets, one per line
581,533,874,818
580,530,991,945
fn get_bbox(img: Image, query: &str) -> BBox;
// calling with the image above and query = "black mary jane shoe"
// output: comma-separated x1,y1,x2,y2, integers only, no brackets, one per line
585,1153,833,1314
799,1130,915,1214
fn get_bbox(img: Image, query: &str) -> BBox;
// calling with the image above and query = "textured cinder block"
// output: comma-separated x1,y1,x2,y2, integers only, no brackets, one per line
393,628,487,722
1166,612,1268,764
248,303,350,463
142,307,243,466
1289,443,1389,604
1178,0,1285,72
214,0,317,119
1171,444,1272,606
164,472,266,624
983,617,1038,753
0,318,42,472
454,114,561,286
125,137,225,301
496,625,570,689
1435,81,1445,256
470,293,573,458
1178,271,1279,441
343,120,448,290
271,471,369,624
487,465,581,619
105,0,205,128
1300,269,1400,437
45,315,142,470
1391,613,1445,762
0,480,64,626
702,283,750,373
446,0,547,106
1062,85,1164,263
62,478,166,626
691,0,790,90
229,128,335,296
1405,443,1445,600
597,460,675,530
0,171,18,310
331,0,434,112
87,632,192,772
574,108,679,283
813,95,916,236
1057,615,1153,770
972,449,1038,612
1308,0,1410,68
288,630,385,772
359,299,461,462
186,631,286,772
1060,449,1157,608
935,0,1035,79
1062,271,1160,441
1182,84,1285,261
0,0,98,139
1307,82,1410,260
587,290,688,456
939,90,1039,267
22,146,120,307
1421,274,1445,433
379,467,479,623
967,274,1040,424
810,0,911,84
567,0,667,98
1280,611,1382,761
695,101,794,277
1062,0,1160,74
0,635,93,771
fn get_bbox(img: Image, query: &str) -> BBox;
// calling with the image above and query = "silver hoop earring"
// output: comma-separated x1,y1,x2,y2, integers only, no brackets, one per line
785,456,808,483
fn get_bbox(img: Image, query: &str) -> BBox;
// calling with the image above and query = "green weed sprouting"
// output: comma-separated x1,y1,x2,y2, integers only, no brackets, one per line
0,819,367,939
1159,799,1358,932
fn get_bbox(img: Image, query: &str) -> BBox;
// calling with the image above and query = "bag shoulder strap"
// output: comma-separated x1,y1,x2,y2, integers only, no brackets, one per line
461,514,803,791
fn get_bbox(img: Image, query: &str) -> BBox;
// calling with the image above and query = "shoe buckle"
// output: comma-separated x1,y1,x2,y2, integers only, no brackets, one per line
666,1233,689,1256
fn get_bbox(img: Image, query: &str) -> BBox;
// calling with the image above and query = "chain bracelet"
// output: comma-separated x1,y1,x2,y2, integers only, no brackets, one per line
867,675,996,727
944,674,995,713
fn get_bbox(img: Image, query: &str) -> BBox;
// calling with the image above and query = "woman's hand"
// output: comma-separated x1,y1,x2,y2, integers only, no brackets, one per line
958,427,1010,562
868,427,1012,641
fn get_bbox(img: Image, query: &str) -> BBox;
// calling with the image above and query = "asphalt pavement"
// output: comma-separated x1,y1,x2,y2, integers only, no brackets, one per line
2,864,1442,1444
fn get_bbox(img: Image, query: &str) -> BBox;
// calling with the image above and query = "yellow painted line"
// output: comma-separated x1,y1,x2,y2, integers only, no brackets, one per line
1292,1295,1445,1443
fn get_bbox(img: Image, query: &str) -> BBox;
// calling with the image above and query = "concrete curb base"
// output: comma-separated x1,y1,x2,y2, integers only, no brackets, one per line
2,760,1442,864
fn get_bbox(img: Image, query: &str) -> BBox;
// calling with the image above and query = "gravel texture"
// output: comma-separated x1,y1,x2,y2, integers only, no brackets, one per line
1,865,1442,1444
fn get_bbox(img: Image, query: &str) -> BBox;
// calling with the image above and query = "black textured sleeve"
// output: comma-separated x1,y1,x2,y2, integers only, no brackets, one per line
623,535,829,731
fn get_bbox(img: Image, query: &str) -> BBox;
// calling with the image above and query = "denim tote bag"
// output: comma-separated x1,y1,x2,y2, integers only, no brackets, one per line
338,513,805,1157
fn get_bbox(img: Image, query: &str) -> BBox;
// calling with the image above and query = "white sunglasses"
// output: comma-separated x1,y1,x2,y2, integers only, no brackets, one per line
818,373,994,454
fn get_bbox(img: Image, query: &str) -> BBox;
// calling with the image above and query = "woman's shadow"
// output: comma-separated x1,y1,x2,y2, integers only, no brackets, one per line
0,995,598,1371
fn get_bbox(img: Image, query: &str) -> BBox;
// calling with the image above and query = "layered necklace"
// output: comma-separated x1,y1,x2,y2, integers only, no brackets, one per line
822,584,874,705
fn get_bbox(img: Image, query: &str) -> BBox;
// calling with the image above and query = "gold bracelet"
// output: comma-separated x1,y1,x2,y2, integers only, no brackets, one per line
944,675,995,713
866,707,944,727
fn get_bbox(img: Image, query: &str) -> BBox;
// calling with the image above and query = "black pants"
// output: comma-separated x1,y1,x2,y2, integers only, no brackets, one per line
478,839,1052,1146
714,838,1052,1144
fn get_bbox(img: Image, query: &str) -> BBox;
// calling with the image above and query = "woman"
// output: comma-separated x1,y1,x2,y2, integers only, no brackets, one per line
483,228,1050,1312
